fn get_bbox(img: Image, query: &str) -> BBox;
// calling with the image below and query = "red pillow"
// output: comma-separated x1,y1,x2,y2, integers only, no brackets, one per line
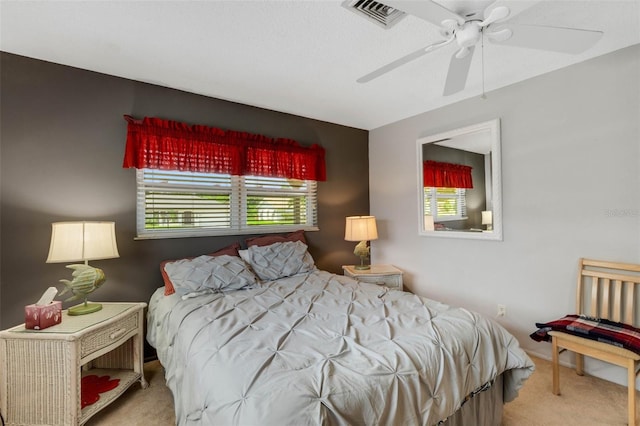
161,243,241,296
245,230,307,247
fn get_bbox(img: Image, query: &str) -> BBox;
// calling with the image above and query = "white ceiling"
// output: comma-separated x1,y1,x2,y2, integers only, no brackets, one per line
1,1,639,130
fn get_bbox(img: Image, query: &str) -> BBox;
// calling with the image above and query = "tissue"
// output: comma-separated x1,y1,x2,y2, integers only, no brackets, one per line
25,287,62,330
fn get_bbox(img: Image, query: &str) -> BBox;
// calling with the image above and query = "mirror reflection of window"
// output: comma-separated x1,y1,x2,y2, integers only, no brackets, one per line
424,187,467,221
422,145,485,231
416,119,502,240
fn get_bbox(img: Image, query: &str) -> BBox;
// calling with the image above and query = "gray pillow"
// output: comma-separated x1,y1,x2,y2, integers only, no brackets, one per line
239,241,316,281
163,254,258,297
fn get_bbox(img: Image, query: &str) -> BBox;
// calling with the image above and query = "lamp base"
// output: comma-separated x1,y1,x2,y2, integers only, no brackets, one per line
354,264,371,270
68,302,102,316
354,253,371,270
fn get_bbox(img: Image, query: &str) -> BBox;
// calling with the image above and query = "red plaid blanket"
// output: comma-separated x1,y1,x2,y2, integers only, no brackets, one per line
530,314,640,355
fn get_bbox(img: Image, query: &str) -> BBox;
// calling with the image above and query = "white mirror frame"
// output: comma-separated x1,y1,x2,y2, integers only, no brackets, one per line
417,118,502,241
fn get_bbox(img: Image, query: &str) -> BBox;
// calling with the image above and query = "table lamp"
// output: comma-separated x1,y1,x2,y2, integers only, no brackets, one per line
345,216,378,270
424,215,435,231
46,221,119,315
482,211,493,231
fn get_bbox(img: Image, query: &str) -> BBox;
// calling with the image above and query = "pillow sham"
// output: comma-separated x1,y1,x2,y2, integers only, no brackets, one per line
161,242,241,295
239,240,315,281
530,314,640,355
163,254,258,298
245,229,306,247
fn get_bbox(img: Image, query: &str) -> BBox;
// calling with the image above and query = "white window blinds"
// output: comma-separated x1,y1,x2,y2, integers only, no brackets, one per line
424,187,467,221
136,169,318,239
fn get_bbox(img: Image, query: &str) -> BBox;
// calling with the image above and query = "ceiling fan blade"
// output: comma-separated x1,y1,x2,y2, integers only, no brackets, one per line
357,37,454,83
484,0,540,23
443,45,475,96
383,0,465,27
493,24,603,54
486,28,513,43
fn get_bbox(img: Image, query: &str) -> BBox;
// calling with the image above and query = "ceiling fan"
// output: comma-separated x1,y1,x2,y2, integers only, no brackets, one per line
357,0,604,96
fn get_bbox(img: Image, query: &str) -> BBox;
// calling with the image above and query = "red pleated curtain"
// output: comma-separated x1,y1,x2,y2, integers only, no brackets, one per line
423,160,473,189
122,115,326,181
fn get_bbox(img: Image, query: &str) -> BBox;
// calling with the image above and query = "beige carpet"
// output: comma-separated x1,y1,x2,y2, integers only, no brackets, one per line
87,354,634,425
86,360,175,426
502,355,632,426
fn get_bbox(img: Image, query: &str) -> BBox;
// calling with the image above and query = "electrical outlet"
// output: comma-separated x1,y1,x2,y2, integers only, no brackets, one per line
497,304,507,317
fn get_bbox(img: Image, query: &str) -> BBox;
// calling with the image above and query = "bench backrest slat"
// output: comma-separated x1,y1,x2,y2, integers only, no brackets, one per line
578,258,640,326
625,282,635,325
601,278,611,318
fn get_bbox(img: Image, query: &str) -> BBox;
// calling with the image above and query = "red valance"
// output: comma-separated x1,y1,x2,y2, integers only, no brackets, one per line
122,115,326,181
423,160,473,188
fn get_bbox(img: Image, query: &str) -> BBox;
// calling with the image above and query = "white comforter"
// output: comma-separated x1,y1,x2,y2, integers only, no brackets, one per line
147,269,534,425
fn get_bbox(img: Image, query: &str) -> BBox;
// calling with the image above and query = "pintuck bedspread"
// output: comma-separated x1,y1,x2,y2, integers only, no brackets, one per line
147,269,534,426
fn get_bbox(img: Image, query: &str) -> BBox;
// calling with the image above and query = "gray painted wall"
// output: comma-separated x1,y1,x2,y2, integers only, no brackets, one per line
369,44,640,387
0,52,369,328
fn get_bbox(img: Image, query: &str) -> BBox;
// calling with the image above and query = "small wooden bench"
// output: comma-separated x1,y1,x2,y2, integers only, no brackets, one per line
550,258,640,426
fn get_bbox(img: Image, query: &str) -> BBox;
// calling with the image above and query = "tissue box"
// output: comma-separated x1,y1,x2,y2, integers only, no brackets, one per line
25,301,62,330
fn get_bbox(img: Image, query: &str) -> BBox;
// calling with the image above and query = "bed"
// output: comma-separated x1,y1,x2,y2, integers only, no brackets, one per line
147,240,534,425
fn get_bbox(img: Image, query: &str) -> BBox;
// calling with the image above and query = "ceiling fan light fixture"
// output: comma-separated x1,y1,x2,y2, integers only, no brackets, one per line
456,21,481,48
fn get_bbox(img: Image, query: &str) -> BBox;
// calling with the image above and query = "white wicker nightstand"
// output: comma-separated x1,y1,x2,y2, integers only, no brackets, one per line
342,264,404,290
0,302,148,425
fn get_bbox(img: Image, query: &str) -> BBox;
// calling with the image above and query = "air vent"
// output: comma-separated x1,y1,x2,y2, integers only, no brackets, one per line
342,0,406,29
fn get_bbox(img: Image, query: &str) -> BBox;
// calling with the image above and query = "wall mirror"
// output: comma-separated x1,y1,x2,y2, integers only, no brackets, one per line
417,118,502,240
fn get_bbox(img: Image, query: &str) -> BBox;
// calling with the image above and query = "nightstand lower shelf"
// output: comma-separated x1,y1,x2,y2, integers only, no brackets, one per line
80,368,142,422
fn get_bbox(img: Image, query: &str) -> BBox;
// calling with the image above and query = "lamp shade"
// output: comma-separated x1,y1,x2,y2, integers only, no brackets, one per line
424,215,435,231
46,221,120,263
345,216,378,242
481,211,493,226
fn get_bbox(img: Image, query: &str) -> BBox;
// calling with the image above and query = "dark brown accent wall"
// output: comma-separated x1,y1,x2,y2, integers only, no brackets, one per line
0,52,369,328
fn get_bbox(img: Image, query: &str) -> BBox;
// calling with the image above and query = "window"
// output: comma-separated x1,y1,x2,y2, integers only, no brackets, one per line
123,116,326,239
424,187,467,221
137,169,318,238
